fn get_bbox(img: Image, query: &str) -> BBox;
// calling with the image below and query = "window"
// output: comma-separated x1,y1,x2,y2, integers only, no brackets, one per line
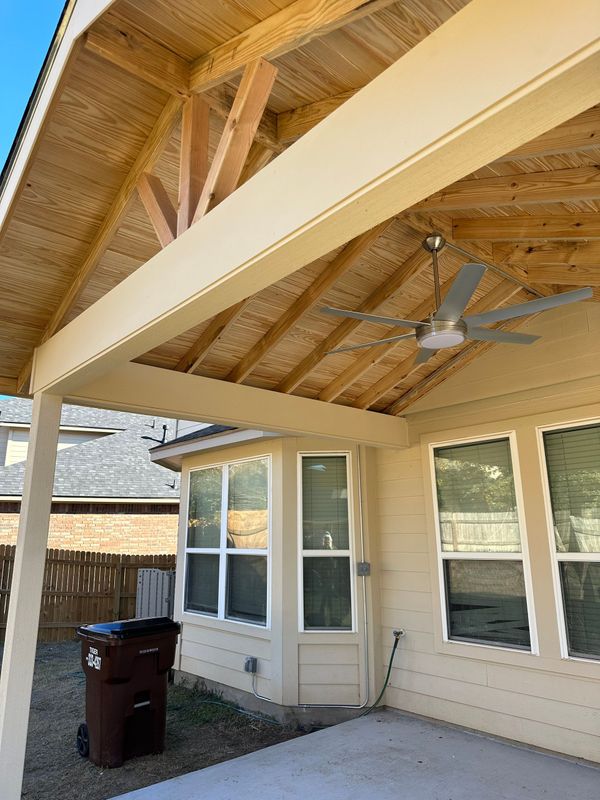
185,457,269,626
543,424,600,660
432,437,533,650
300,454,353,631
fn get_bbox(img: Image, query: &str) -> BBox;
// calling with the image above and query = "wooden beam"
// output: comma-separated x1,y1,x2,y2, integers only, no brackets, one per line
17,94,183,394
528,265,600,285
84,14,190,98
137,173,177,247
416,166,600,211
189,0,396,94
30,0,600,395
277,90,356,143
452,214,600,242
227,221,393,384
178,96,210,235
69,362,409,448
193,59,277,221
277,246,431,394
174,299,251,373
385,314,537,416
499,104,600,161
238,142,274,187
493,240,600,266
352,280,523,409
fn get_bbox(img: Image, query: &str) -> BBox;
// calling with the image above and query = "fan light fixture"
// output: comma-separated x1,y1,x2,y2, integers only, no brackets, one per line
320,233,593,362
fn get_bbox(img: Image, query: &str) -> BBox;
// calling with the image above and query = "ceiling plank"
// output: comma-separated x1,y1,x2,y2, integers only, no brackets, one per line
357,281,524,411
174,299,252,373
493,241,600,266
84,14,190,98
189,0,396,94
499,105,600,161
226,220,393,384
193,59,277,221
16,94,183,394
416,167,600,211
137,172,177,247
178,96,210,235
277,246,431,394
277,90,356,143
385,314,538,416
453,214,600,241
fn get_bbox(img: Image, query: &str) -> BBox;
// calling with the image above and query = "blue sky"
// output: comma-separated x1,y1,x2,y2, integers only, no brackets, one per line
0,1,66,171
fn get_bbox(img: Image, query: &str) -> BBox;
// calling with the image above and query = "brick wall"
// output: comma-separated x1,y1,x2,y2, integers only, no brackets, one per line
0,511,178,555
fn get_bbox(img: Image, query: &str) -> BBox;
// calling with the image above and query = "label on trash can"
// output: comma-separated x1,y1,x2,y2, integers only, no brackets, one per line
86,646,102,670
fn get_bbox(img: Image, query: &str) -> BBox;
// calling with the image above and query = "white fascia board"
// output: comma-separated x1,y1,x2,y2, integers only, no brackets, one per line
31,0,600,395
66,362,409,448
0,1,115,230
150,429,280,471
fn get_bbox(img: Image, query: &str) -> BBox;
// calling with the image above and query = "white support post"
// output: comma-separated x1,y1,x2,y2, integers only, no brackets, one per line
0,392,62,800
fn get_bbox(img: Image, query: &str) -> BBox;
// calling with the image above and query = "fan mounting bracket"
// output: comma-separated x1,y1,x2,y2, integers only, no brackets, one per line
422,233,446,254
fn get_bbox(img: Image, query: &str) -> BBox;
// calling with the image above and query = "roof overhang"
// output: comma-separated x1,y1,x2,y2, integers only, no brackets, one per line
150,428,280,471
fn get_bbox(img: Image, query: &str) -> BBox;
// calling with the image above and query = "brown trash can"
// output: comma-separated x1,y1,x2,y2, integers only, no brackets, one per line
77,617,181,768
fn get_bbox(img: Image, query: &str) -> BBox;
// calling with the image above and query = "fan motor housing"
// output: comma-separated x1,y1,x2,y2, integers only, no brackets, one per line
416,319,467,350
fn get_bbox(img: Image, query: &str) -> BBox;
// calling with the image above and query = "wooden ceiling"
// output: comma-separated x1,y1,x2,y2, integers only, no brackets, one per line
1,0,599,417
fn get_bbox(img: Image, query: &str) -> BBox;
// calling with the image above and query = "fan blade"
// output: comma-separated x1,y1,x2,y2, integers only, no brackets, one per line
321,307,424,329
415,347,435,364
327,332,416,355
434,263,486,322
467,327,540,345
464,287,592,327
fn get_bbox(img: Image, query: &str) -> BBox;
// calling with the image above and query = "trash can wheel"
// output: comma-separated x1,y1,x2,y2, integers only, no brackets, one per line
77,722,90,758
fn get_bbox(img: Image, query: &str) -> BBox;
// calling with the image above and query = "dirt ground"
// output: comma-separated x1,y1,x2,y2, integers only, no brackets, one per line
3,642,300,800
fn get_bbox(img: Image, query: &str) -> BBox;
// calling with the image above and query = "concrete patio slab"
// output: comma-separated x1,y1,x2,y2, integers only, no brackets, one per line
111,710,600,800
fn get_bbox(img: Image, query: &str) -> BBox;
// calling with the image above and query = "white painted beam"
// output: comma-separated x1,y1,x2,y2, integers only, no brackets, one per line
0,393,62,800
31,0,600,394
66,363,408,448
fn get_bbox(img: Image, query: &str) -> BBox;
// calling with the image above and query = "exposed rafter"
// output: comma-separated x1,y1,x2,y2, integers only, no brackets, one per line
226,221,393,384
175,299,251,374
188,0,397,94
16,94,183,394
276,246,431,394
493,241,600,267
452,214,600,241
193,59,277,221
277,90,355,143
416,166,600,211
352,280,523,410
178,96,210,235
137,172,177,247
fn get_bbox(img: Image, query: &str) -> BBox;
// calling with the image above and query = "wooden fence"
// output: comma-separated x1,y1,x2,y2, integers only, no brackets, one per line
0,545,176,643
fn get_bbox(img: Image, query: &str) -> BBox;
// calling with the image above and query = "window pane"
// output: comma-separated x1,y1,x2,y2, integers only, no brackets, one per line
185,554,219,615
227,459,269,549
434,439,521,553
188,467,222,548
544,425,600,553
303,557,352,630
445,560,530,649
560,562,600,659
302,456,349,550
226,555,267,625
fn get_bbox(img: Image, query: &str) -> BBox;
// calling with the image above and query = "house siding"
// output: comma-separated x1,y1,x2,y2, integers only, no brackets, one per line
375,304,600,763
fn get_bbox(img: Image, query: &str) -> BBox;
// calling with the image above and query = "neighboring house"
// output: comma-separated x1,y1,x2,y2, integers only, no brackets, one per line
0,398,181,554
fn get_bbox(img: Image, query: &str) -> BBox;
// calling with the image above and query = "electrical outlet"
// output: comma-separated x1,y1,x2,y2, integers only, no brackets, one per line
244,656,258,674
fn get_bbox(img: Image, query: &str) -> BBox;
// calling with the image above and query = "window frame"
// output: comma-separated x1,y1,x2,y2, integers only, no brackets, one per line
297,451,356,634
537,417,600,663
429,431,538,654
184,453,272,630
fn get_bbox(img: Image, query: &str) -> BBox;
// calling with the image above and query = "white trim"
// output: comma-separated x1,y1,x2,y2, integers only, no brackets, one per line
183,453,272,630
428,431,539,655
0,423,122,434
150,429,280,471
0,496,178,504
297,451,356,634
536,416,600,662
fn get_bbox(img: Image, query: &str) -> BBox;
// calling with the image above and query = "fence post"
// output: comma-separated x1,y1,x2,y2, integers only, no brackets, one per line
113,556,123,620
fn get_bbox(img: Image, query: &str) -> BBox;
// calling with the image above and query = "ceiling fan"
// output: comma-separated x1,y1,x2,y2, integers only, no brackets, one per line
321,233,592,364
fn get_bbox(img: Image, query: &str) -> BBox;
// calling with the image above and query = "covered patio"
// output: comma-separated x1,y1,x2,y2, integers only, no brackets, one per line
110,710,600,800
1,0,600,797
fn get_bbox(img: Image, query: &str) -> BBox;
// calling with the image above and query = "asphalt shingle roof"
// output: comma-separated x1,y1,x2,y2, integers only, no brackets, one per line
0,398,181,499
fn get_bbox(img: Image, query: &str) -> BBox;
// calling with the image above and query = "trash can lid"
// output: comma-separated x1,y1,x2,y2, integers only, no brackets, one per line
79,617,180,639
